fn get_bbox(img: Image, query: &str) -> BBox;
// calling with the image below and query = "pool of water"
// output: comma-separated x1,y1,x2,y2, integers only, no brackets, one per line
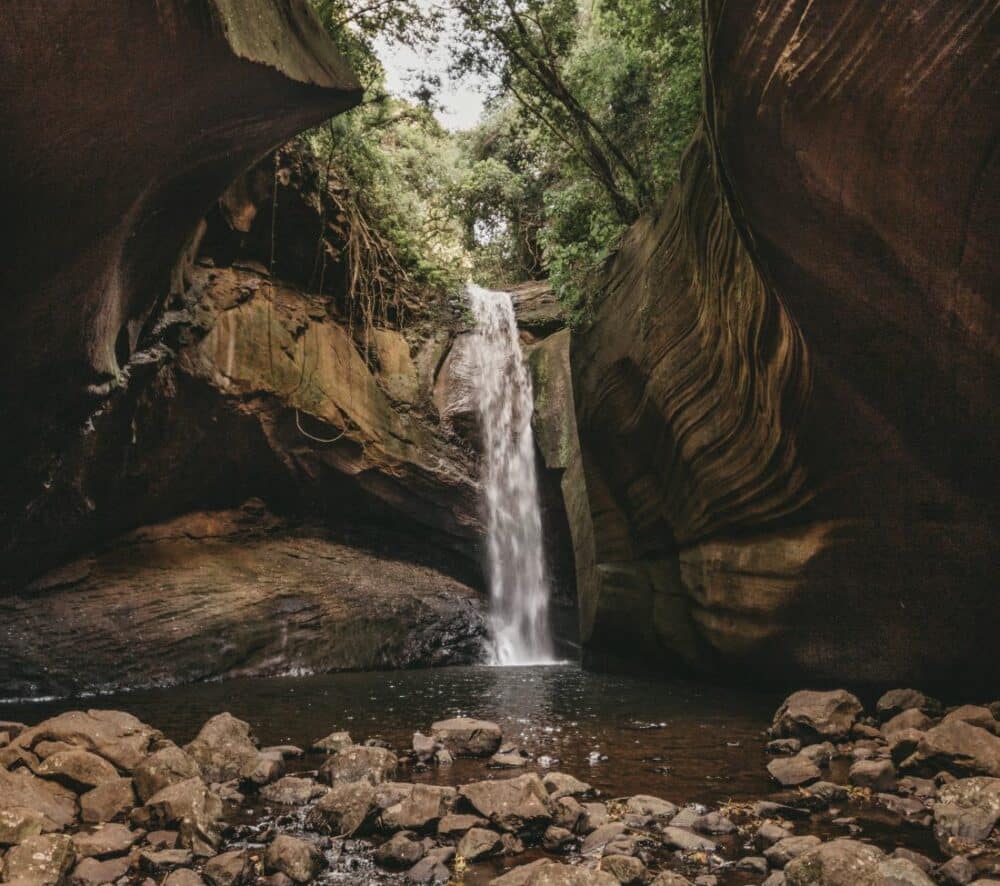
0,664,780,806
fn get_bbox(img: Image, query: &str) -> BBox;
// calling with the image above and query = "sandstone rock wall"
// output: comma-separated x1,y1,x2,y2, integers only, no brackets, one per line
570,1,999,686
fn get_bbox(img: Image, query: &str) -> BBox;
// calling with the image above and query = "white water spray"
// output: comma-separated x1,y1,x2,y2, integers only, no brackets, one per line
466,284,555,666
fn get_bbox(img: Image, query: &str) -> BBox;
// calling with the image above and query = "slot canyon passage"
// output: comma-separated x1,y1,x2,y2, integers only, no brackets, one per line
0,1,997,885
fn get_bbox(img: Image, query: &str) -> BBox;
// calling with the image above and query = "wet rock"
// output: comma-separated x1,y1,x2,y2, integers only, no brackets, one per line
413,732,438,762
431,718,502,757
0,806,48,847
435,749,454,766
408,845,455,884
135,777,223,853
260,776,326,806
626,795,677,819
650,875,695,886
311,731,353,754
458,826,502,861
460,774,551,832
804,781,848,806
183,714,270,785
581,822,627,855
36,749,121,791
549,798,586,834
600,854,646,885
898,776,937,799
516,863,618,885
382,784,455,831
134,745,201,802
11,711,160,771
904,721,1000,777
438,813,488,837
942,706,999,735
79,778,137,824
261,745,303,760
139,849,196,875
264,835,324,883
692,812,736,835
661,827,717,853
319,745,397,786
164,871,207,886
374,831,425,868
933,776,1000,852
69,855,131,885
764,835,822,869
937,855,977,885
668,807,700,829
892,847,935,873
4,834,76,884
877,793,927,818
757,821,794,849
767,754,821,787
736,856,769,874
71,823,138,858
876,856,938,885
543,825,575,852
849,758,897,791
767,739,802,756
203,848,253,886
146,831,179,850
884,709,934,735
852,722,882,740
762,875,786,886
0,768,78,832
877,690,943,722
543,773,592,801
799,741,836,765
304,780,376,835
771,691,863,742
491,752,529,769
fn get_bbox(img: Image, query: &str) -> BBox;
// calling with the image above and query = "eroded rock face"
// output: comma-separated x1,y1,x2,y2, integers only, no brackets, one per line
0,1,360,566
570,1,998,685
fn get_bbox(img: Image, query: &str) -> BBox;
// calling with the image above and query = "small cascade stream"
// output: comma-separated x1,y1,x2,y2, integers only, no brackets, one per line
465,284,555,665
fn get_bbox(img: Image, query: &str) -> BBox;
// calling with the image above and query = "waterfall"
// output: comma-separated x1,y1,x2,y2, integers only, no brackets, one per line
466,284,555,666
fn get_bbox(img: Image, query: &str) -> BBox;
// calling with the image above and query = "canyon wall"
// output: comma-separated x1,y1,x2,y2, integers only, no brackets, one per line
570,1,999,686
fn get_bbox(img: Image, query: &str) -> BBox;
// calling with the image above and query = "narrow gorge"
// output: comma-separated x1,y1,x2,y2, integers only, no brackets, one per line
0,1,997,885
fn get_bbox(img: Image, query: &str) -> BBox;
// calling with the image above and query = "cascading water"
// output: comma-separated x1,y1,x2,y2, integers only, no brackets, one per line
466,284,555,666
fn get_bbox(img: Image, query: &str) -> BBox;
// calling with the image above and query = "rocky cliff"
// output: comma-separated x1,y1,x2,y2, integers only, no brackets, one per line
570,1,999,686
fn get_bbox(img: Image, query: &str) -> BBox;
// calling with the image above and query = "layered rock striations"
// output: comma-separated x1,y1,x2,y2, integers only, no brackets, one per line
570,1,998,684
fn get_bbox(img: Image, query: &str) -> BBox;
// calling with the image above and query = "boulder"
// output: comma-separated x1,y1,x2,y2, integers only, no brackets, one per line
756,821,794,849
438,814,488,837
311,731,353,754
937,855,976,885
138,848,195,875
491,752,528,769
459,774,551,832
458,827,502,861
904,721,1000,777
583,803,610,831
431,718,502,757
374,831,424,868
381,783,455,831
877,690,943,722
0,768,78,832
799,742,836,765
890,729,926,767
304,780,376,835
264,835,324,883
625,795,677,819
408,846,455,884
849,759,897,792
661,827,717,853
134,745,201,802
184,714,270,784
649,875,695,886
136,777,223,853
69,855,131,885
543,825,576,852
319,744,397,786
543,773,592,801
79,778,137,824
10,711,160,771
883,709,934,735
3,833,76,885
163,871,207,886
36,749,122,791
767,738,802,756
203,849,254,886
771,691,863,742
413,732,438,761
260,776,326,806
942,706,999,735
71,823,138,859
510,862,619,886
599,854,647,885
692,812,736,835
765,836,822,869
933,777,1000,852
767,754,821,787
580,822,627,855
785,839,933,885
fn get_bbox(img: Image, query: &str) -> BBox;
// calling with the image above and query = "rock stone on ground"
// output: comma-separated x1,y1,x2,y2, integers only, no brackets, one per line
134,745,201,802
319,745,397,786
771,691,863,742
203,849,253,886
877,691,943,722
765,836,822,869
79,778,137,823
304,780,376,835
458,827,502,861
768,754,822,787
4,833,76,885
264,835,324,883
904,721,1000,777
459,774,551,832
785,838,934,885
431,718,503,757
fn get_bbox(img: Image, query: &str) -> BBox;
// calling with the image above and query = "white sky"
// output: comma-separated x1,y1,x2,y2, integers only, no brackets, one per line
373,4,492,131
